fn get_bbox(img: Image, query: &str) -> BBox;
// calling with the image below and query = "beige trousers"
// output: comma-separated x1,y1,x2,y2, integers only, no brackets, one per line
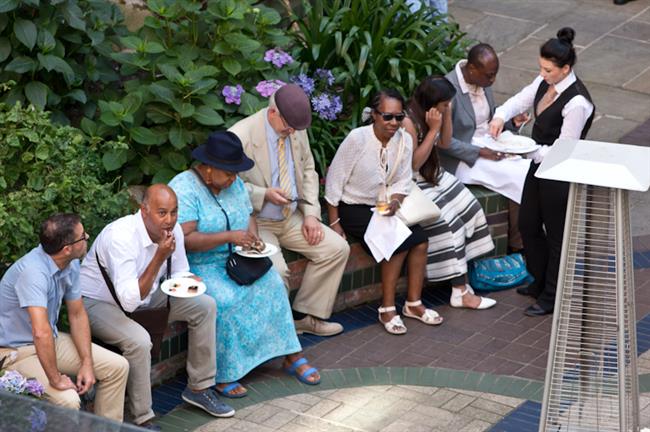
6,333,129,422
83,290,217,425
257,211,350,319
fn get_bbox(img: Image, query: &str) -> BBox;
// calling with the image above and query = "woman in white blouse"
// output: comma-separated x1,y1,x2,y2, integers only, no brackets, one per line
489,27,595,317
325,89,443,335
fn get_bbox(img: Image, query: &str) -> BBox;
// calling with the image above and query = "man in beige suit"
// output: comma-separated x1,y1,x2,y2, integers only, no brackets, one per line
229,84,349,337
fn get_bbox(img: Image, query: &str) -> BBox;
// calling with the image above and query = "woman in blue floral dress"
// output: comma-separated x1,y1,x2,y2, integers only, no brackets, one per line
169,131,320,398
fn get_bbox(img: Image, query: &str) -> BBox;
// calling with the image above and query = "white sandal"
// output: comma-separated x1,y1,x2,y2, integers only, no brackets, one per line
378,306,407,335
402,300,443,325
450,285,497,310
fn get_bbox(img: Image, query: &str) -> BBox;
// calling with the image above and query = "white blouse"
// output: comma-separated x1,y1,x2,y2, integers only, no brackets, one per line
325,125,413,207
493,72,594,140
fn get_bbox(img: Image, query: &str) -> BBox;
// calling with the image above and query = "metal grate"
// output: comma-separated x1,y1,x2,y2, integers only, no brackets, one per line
539,184,639,431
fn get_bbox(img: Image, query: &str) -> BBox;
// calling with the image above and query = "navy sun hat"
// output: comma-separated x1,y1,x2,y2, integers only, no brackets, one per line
191,131,254,172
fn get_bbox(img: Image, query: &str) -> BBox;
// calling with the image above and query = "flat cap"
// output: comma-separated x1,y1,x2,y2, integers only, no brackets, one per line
274,84,312,130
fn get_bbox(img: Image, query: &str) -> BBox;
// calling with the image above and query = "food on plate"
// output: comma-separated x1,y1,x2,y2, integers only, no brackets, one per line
244,239,266,253
188,285,199,293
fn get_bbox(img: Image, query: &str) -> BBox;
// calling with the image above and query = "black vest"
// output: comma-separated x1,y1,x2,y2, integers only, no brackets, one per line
532,77,595,146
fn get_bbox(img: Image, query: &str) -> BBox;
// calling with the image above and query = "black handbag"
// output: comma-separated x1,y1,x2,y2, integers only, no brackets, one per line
95,251,171,357
192,168,273,285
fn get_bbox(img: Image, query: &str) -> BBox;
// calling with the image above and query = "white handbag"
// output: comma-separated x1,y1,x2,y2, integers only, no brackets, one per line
386,131,441,226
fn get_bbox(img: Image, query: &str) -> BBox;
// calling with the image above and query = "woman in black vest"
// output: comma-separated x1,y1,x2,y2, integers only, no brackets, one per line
488,27,595,316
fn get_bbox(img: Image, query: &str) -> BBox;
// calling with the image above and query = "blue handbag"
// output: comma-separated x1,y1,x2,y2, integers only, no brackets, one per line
468,253,534,291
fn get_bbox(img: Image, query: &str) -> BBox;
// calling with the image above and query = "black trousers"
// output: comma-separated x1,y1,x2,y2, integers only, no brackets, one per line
519,162,569,311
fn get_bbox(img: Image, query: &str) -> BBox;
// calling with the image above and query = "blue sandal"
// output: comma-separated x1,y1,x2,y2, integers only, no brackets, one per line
284,358,320,385
215,382,247,398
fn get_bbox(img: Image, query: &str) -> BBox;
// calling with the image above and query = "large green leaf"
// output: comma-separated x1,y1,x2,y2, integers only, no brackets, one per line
14,19,37,50
148,82,175,104
61,1,86,31
37,54,75,84
24,81,48,109
193,106,224,126
65,89,87,104
130,126,164,145
37,29,56,52
224,33,261,53
0,0,19,13
163,151,187,171
222,59,241,76
169,125,192,149
0,37,11,62
152,167,177,184
102,149,128,171
5,56,37,73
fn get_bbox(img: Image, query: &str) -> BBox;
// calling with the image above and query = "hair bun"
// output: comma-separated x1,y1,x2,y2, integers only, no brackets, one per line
557,27,575,45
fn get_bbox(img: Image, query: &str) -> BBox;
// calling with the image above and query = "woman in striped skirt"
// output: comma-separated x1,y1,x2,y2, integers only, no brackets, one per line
403,76,496,309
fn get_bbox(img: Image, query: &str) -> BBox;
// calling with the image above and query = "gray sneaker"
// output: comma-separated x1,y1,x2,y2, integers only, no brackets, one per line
181,387,235,418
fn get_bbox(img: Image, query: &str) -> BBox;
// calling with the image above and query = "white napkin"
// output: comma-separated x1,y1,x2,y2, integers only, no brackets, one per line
363,210,412,262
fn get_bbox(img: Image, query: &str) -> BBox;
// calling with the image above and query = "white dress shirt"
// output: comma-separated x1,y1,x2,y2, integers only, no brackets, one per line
79,211,191,312
325,125,413,207
493,71,594,140
455,60,491,138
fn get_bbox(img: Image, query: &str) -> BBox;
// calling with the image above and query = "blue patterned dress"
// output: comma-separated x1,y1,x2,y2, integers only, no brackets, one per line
169,171,301,383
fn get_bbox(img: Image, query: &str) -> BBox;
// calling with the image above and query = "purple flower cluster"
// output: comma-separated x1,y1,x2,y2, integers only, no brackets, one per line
263,48,293,69
0,370,27,394
315,68,335,87
255,80,286,98
222,84,244,105
291,73,315,95
311,93,343,121
0,369,45,398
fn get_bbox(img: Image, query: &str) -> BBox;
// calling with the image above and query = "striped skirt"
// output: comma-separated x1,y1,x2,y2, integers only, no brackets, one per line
417,171,495,282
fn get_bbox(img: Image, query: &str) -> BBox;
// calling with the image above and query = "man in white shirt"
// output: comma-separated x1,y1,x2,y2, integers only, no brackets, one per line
80,184,234,429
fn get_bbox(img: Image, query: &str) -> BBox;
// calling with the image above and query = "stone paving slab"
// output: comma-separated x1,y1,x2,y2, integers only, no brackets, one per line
194,385,525,432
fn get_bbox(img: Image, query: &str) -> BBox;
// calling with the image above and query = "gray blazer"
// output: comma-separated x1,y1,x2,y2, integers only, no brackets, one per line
441,69,499,175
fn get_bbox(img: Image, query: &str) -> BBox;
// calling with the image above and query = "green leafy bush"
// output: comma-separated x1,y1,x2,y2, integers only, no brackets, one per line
88,0,298,184
291,0,469,173
0,101,132,265
0,0,128,124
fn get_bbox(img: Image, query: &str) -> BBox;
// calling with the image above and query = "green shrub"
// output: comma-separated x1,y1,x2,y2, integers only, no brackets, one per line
0,100,132,265
0,0,128,124
290,0,469,173
88,0,298,184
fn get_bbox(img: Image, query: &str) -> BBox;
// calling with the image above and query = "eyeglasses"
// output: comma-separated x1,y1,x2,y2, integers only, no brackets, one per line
65,231,89,247
375,111,406,122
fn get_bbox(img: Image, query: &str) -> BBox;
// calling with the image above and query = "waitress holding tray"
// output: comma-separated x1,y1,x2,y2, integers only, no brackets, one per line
489,27,595,317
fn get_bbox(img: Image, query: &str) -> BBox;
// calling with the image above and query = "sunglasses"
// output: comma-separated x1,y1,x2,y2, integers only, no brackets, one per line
375,111,406,122
65,231,89,247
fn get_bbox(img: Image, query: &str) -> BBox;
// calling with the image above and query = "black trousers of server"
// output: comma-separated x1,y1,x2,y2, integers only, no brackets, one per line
518,162,570,312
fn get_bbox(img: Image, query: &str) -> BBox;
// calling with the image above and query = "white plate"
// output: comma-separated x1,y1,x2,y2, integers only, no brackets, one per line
161,278,206,298
234,243,279,258
486,131,540,154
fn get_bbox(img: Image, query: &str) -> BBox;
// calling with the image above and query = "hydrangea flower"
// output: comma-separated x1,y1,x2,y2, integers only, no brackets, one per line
264,48,293,68
25,379,45,397
311,93,343,121
255,80,286,98
222,84,244,105
291,73,315,95
0,369,27,394
315,68,335,87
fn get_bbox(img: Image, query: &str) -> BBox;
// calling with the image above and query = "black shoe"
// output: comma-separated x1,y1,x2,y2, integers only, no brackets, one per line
524,303,553,317
137,421,161,431
516,286,535,297
614,0,629,4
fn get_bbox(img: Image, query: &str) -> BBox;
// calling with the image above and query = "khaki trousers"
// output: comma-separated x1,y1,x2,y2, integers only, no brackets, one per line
83,290,217,425
257,212,350,319
6,333,129,422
